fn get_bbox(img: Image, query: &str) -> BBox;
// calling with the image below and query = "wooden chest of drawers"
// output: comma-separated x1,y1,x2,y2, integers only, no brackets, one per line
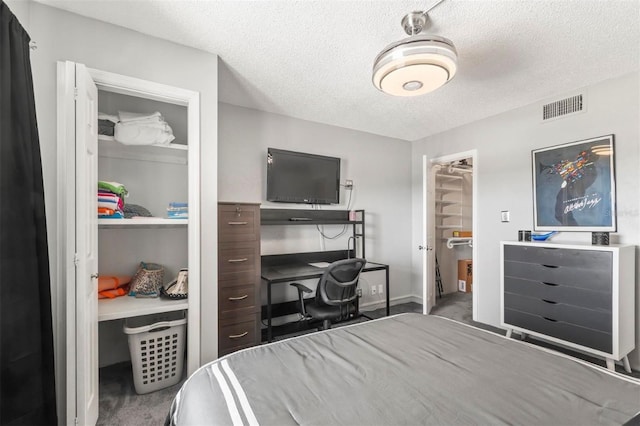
218,202,261,356
500,241,635,371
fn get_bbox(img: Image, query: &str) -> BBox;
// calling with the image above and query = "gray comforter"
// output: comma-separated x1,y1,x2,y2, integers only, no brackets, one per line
169,314,640,425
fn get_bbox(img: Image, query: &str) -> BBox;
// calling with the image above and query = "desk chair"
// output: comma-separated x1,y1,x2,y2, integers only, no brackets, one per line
290,258,366,330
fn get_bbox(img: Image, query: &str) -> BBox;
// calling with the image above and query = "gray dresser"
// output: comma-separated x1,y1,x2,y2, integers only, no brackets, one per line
500,241,635,372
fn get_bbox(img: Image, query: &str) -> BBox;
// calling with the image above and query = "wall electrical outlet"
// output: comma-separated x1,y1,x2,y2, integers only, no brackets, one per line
378,284,384,295
345,179,353,189
501,210,510,222
370,285,377,296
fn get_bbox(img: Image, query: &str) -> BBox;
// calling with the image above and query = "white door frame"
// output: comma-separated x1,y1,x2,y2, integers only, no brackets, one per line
422,150,479,321
57,63,202,425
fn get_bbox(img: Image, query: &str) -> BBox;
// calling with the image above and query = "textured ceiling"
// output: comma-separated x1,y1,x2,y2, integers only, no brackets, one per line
36,0,640,141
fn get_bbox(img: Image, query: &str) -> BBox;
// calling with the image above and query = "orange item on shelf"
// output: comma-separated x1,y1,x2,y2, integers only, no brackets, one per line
98,275,131,299
98,207,115,216
99,287,129,299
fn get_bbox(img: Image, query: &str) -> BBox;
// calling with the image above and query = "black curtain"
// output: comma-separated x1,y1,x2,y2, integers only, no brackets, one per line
0,1,58,425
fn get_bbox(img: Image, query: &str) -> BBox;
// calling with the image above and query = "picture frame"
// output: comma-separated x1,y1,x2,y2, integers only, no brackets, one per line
532,135,616,232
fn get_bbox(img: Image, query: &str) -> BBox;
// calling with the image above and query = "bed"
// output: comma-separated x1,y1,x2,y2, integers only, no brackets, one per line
168,314,640,425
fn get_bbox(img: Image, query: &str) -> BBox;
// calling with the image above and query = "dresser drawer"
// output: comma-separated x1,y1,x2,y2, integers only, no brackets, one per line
504,245,613,270
218,204,259,243
504,260,612,293
504,309,612,353
504,292,611,333
504,276,611,311
219,316,258,355
220,284,257,317
219,247,258,275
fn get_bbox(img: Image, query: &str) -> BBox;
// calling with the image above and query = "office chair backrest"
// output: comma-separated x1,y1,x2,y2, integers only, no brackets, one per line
316,258,366,307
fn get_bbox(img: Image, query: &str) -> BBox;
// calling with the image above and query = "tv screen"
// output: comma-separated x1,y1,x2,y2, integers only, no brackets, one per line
267,148,340,204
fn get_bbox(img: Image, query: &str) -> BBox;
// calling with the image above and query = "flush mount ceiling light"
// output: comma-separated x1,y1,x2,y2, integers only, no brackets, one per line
372,4,457,97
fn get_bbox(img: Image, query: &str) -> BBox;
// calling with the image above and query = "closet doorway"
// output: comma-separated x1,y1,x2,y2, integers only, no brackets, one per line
422,150,478,321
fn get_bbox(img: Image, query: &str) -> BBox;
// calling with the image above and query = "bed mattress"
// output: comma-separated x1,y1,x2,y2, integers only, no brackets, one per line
168,313,640,425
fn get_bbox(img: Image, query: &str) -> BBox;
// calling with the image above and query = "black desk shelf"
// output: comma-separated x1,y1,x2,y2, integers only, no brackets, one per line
261,208,363,225
259,207,389,343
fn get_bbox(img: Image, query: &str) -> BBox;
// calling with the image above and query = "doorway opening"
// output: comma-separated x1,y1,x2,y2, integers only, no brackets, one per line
422,150,478,324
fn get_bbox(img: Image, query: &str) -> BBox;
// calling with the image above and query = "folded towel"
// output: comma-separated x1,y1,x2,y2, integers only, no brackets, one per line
98,112,119,124
98,207,115,216
98,208,124,218
117,118,168,128
114,122,175,146
98,194,123,209
97,191,119,199
118,111,163,123
169,202,188,208
98,200,121,211
98,181,128,197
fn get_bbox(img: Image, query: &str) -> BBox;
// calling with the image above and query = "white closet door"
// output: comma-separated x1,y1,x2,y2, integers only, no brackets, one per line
75,63,99,426
60,61,99,426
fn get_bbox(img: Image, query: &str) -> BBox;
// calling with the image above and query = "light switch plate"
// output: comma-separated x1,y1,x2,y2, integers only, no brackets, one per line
501,210,510,222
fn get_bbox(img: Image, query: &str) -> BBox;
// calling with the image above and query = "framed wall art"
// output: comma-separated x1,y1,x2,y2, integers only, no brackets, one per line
532,134,616,232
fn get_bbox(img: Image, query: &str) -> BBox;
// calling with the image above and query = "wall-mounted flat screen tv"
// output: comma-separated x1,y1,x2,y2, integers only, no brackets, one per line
267,148,340,204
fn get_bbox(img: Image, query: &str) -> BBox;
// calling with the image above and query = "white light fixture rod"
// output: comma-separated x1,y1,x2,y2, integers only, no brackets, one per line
423,0,448,15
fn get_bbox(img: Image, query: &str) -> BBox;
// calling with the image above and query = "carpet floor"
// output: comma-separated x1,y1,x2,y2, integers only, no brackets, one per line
97,293,638,424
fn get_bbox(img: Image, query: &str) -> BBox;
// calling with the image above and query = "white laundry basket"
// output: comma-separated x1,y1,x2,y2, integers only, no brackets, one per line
123,311,187,394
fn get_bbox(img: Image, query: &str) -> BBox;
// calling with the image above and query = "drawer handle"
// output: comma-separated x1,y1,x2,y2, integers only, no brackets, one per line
542,299,557,304
229,331,248,339
228,221,248,225
228,295,248,301
228,258,248,263
541,264,559,269
541,282,559,287
542,316,558,322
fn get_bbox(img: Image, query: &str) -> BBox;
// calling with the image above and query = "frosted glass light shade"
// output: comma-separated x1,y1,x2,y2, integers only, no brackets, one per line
373,35,458,97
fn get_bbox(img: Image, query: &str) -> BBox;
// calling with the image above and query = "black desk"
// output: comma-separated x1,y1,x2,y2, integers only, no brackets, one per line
261,251,390,342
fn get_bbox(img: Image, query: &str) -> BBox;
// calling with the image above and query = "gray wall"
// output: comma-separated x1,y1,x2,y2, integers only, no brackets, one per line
411,72,640,368
219,103,414,308
7,1,219,421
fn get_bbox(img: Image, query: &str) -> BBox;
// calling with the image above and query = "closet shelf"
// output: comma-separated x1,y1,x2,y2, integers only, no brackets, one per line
436,225,463,229
446,237,473,249
98,296,188,322
98,135,188,165
435,186,463,193
98,218,188,228
435,174,463,181
435,200,459,206
436,213,463,219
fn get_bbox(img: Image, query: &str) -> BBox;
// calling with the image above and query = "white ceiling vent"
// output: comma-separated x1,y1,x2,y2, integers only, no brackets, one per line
542,94,584,121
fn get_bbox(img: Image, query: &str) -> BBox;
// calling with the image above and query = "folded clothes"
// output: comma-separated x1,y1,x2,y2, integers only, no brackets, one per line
114,122,175,146
117,118,168,128
98,195,123,209
167,211,188,219
123,203,152,218
169,202,188,208
98,207,115,216
98,181,128,197
98,208,124,218
98,200,121,211
98,112,119,124
98,192,120,200
118,111,162,123
98,119,115,136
